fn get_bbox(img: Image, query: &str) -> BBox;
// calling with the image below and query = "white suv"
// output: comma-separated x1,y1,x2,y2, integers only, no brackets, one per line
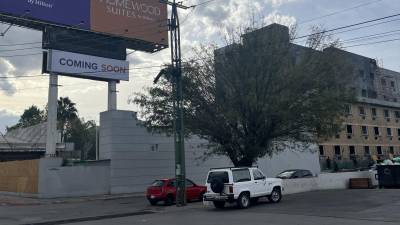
203,167,283,209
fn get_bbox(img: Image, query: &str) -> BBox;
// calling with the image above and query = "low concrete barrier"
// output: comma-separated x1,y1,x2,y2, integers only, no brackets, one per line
283,171,374,195
38,158,110,198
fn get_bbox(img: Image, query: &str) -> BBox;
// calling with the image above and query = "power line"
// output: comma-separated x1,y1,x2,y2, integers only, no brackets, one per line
345,37,400,48
191,0,222,7
298,0,385,24
342,29,400,42
295,12,400,39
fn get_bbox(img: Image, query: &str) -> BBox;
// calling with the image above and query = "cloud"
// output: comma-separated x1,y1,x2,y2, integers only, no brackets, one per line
0,58,17,95
0,110,19,133
263,10,297,27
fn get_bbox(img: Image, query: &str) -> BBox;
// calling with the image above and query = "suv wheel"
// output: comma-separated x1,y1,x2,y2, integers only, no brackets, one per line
268,188,282,203
237,193,250,209
213,201,225,209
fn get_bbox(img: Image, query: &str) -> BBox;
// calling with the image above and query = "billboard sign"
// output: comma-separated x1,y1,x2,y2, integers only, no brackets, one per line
0,0,168,48
47,50,129,81
0,0,90,29
91,0,168,46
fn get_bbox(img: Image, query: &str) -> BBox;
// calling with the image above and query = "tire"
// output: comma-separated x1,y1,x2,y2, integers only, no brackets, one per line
237,193,250,209
164,195,174,206
268,188,282,203
213,201,225,209
149,199,158,206
210,178,224,193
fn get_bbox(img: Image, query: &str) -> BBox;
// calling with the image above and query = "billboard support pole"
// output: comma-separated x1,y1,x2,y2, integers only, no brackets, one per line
45,73,58,157
108,81,117,111
160,0,190,207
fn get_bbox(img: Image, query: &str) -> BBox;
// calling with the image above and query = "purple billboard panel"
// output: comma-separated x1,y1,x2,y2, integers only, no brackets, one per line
0,0,90,29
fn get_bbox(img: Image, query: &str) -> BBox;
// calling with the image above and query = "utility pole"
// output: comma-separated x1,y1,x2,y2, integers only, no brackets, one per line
159,0,190,207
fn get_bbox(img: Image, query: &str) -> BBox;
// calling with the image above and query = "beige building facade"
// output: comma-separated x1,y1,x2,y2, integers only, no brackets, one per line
319,49,400,169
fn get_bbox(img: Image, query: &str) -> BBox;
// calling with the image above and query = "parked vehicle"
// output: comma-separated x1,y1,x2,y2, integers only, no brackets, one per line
203,167,283,209
146,178,206,206
276,169,313,179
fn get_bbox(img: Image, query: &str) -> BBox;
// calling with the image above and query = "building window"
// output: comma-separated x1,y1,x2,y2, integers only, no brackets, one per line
368,90,377,99
345,104,352,115
395,111,400,119
335,134,340,139
381,79,386,86
384,109,390,118
370,73,375,80
346,125,353,134
364,146,370,155
398,128,400,136
390,146,394,154
359,106,366,116
334,146,341,156
349,146,355,155
377,146,382,155
361,89,367,97
374,127,380,136
361,126,368,135
319,146,324,155
359,70,365,78
371,108,377,117
387,128,392,136
391,81,395,88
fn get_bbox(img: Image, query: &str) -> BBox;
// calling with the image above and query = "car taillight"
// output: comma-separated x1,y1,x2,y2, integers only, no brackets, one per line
229,185,233,193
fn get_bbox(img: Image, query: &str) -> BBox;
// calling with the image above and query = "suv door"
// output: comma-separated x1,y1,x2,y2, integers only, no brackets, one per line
252,169,267,196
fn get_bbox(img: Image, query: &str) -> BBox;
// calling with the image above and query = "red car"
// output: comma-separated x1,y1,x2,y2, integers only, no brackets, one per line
146,178,206,206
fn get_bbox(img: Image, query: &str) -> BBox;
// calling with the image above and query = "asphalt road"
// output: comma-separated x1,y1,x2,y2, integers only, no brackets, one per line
1,189,400,225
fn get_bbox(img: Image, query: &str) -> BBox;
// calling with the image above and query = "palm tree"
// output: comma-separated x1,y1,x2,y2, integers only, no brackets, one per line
57,97,78,142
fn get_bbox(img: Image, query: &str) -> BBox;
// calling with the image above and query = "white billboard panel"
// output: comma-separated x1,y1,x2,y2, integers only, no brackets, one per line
47,50,129,81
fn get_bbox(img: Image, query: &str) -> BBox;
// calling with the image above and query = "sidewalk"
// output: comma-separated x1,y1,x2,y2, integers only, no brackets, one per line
0,192,145,206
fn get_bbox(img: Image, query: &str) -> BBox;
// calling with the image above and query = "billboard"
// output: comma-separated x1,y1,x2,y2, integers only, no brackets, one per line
47,50,129,81
0,0,168,49
91,0,168,46
0,0,90,29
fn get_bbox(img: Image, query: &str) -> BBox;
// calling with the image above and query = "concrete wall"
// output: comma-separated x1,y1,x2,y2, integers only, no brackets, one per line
38,158,110,198
0,159,39,194
283,171,375,195
100,110,321,194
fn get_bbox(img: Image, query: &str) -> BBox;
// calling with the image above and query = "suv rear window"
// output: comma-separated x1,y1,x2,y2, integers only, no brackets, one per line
232,169,251,182
207,171,229,183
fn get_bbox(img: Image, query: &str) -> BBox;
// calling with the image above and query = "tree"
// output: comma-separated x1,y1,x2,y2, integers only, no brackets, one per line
6,105,45,131
138,25,355,167
65,118,97,160
57,97,78,142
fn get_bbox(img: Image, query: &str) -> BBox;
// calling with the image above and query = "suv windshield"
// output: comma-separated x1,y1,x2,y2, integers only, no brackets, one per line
207,171,229,183
277,171,296,178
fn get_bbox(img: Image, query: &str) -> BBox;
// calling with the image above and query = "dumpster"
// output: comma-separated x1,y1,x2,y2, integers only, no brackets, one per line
375,165,400,188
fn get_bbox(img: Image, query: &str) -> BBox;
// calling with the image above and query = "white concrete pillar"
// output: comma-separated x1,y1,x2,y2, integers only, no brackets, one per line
45,73,58,157
108,81,117,111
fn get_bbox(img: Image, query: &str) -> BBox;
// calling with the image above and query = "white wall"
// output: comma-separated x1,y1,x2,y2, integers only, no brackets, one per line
282,171,374,195
100,110,321,194
38,158,110,198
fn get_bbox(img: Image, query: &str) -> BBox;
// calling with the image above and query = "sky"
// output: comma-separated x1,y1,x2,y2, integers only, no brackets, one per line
0,0,399,133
